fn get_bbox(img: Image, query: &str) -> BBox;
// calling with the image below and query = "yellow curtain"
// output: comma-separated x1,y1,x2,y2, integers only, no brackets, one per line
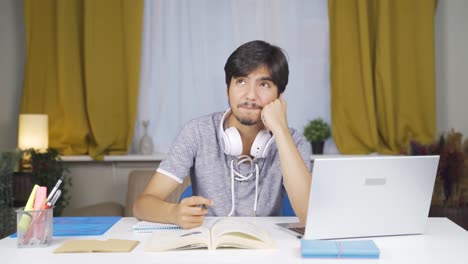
329,0,437,154
21,0,143,159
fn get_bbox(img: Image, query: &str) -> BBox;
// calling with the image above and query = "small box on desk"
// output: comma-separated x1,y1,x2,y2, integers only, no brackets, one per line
16,207,53,248
301,239,380,259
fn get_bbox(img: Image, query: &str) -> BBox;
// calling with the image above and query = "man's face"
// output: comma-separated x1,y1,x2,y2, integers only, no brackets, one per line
227,65,279,126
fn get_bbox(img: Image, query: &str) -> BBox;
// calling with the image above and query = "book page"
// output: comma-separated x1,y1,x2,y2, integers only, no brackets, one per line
145,226,211,251
210,218,274,249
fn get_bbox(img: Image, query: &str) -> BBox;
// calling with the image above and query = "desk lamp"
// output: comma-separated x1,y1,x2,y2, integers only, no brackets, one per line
18,114,48,171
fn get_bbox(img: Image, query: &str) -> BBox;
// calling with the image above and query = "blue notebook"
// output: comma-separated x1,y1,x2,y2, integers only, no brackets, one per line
10,216,121,238
301,239,380,259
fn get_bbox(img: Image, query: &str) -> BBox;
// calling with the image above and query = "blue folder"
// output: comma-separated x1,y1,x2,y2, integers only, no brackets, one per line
10,216,121,238
301,239,380,259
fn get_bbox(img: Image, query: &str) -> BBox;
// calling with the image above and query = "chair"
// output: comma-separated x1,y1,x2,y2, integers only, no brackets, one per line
62,201,124,217
125,170,191,216
64,170,191,217
178,185,193,202
65,170,295,217
282,193,296,216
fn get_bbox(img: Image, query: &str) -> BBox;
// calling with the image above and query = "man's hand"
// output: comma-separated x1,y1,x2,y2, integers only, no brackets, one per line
261,95,288,135
173,196,213,229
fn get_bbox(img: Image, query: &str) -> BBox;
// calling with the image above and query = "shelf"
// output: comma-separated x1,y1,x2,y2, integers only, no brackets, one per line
60,153,166,162
60,153,379,162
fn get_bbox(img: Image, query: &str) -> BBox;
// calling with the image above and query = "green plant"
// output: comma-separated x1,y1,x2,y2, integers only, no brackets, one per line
404,129,466,207
303,118,331,142
0,150,20,238
27,148,71,216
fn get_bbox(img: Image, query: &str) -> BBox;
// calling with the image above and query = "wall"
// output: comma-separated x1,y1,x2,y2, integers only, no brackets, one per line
0,0,24,151
0,1,467,210
435,0,468,136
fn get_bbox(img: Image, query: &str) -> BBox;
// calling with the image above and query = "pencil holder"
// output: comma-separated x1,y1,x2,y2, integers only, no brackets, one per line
16,207,53,247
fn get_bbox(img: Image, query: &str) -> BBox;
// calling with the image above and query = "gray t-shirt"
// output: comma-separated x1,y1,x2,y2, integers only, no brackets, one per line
157,111,311,217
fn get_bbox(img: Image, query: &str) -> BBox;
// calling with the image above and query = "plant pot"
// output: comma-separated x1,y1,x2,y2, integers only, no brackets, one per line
311,141,324,154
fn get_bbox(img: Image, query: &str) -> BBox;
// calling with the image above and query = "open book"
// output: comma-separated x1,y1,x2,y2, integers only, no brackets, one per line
145,218,275,251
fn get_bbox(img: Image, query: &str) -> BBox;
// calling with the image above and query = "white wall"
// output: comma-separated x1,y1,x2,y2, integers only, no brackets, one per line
0,0,24,151
436,0,468,137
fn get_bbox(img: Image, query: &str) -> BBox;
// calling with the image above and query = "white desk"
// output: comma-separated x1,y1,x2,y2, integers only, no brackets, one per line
1,217,467,264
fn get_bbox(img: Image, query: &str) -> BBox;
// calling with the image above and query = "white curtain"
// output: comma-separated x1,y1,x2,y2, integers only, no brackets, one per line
131,0,337,154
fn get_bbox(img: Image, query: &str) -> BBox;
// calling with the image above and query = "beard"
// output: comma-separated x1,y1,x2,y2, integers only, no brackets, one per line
232,101,263,126
233,113,258,126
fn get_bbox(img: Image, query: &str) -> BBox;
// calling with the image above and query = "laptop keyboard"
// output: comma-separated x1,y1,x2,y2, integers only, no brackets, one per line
290,226,305,235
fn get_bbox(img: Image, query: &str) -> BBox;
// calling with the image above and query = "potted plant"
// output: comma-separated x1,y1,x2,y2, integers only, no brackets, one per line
404,129,468,230
0,150,20,238
303,118,331,154
27,148,71,216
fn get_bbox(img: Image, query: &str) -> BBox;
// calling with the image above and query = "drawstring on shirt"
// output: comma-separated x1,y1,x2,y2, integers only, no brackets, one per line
228,155,259,217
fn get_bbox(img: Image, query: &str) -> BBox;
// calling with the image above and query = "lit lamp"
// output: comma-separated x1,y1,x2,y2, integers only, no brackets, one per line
18,114,49,170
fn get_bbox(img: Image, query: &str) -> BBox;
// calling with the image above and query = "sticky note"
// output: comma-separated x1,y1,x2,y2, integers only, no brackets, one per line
18,184,39,233
33,186,47,210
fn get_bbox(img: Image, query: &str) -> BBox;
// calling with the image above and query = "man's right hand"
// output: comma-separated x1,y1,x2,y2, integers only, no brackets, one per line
173,196,213,229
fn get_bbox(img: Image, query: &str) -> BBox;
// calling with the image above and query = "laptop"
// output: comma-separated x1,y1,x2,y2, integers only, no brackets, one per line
278,155,440,239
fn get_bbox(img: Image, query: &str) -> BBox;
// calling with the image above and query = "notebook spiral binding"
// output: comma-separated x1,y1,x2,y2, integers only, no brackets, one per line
132,221,181,233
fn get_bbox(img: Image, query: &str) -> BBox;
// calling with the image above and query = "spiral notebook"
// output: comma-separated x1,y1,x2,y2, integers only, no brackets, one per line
132,221,181,233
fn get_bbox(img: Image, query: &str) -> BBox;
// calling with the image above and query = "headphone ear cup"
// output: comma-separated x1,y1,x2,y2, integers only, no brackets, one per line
250,130,274,158
223,127,243,156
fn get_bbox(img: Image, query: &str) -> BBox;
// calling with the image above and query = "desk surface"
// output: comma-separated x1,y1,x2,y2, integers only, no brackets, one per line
1,217,467,264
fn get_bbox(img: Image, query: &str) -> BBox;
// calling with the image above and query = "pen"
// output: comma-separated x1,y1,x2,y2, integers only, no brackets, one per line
46,175,64,204
37,190,60,244
51,190,61,206
197,204,207,210
45,190,61,209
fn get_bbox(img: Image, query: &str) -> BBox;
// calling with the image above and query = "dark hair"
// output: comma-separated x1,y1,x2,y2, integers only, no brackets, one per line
224,40,289,95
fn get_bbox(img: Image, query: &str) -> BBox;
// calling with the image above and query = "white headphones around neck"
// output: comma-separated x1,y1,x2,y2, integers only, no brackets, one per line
219,109,274,158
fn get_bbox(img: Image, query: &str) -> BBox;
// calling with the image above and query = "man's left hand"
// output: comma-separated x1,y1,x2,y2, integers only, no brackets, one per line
261,95,288,135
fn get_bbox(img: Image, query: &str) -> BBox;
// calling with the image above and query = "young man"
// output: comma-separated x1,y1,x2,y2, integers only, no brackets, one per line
133,40,312,229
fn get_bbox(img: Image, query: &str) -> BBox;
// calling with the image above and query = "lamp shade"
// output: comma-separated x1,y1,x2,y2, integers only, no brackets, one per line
18,114,49,150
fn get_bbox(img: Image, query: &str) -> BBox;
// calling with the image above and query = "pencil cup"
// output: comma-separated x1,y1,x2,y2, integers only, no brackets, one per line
16,207,53,248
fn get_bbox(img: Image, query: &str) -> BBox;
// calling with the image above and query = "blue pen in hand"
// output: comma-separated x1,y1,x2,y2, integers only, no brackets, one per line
197,204,207,210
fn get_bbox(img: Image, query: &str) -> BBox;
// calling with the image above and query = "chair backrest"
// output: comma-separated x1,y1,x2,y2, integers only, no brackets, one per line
125,170,293,217
282,193,296,216
178,185,193,202
125,170,191,217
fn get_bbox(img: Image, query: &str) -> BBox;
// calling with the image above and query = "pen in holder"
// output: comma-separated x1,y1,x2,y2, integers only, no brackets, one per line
16,207,53,248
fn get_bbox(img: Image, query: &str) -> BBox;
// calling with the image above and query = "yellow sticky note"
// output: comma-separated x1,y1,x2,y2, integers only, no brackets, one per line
18,184,39,233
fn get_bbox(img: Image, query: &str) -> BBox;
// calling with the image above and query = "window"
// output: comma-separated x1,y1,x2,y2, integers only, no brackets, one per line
131,0,335,153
